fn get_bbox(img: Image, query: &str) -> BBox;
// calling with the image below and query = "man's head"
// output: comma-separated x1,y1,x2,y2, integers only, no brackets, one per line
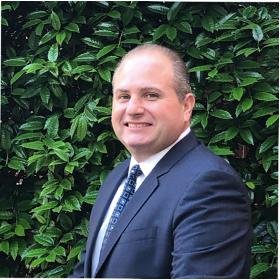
111,44,195,162
113,44,192,103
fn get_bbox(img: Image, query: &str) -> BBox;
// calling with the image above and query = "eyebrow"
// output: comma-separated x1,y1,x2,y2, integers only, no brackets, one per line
114,87,162,94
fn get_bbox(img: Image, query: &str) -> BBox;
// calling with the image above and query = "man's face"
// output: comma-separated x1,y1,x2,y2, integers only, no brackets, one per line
112,51,194,162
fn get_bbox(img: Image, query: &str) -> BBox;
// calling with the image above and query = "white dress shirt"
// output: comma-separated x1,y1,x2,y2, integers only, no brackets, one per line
91,127,191,275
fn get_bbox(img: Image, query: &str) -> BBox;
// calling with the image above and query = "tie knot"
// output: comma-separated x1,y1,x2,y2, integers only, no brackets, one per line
129,164,143,179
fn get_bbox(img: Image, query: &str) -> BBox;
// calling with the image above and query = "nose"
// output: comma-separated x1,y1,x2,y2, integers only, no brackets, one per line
126,96,145,116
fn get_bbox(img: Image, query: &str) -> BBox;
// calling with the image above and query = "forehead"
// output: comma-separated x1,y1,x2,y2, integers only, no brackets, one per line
113,51,173,88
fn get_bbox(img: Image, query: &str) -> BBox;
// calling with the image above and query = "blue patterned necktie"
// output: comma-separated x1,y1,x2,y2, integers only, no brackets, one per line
101,164,143,251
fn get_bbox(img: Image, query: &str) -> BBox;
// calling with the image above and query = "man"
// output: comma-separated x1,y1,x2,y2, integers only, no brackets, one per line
69,44,252,278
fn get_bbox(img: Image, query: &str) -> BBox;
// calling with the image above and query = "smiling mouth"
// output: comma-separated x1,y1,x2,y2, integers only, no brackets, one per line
125,123,151,127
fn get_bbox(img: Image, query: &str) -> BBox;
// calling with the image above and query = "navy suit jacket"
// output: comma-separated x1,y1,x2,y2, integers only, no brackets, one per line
69,130,252,278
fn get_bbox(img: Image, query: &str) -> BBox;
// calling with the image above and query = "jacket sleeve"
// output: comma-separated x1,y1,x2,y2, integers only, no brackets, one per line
171,170,252,279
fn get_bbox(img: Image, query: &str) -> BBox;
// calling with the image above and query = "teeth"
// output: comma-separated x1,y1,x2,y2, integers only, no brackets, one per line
127,123,149,127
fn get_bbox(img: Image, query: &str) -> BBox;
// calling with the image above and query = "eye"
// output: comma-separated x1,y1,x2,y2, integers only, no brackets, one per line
145,93,159,100
118,94,130,101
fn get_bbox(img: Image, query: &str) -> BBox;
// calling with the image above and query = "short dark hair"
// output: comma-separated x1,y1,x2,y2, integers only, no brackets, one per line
112,43,192,103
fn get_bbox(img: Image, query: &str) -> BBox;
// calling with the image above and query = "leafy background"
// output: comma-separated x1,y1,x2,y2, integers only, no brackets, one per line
1,1,278,278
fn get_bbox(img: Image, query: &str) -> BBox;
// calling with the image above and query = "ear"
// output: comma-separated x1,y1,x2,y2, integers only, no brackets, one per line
182,93,195,125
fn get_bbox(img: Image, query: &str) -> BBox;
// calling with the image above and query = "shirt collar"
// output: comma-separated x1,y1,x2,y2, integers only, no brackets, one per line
129,127,191,178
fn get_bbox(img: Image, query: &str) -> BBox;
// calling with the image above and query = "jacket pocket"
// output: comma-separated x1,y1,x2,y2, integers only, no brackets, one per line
118,227,158,244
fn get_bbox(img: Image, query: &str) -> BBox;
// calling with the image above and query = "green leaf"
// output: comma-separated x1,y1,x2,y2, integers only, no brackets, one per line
31,201,59,213
237,60,259,69
45,115,59,138
60,179,72,190
254,92,278,101
166,26,177,41
108,10,121,19
53,149,69,162
250,262,269,279
97,44,116,60
39,30,58,45
251,244,275,253
40,184,57,196
210,109,233,119
65,195,81,211
209,131,226,144
1,128,11,151
0,224,13,235
95,106,111,115
259,135,278,154
77,116,88,140
153,24,168,41
74,52,97,62
20,121,44,131
242,5,257,19
208,145,234,156
233,87,243,101
60,232,73,243
48,43,58,62
97,131,112,142
82,37,103,48
147,4,169,15
30,258,45,268
0,211,14,220
167,2,183,22
236,47,258,57
15,224,25,236
23,63,43,73
14,132,43,141
25,248,48,258
263,38,279,47
225,126,239,141
65,23,80,33
72,65,95,74
252,107,278,119
239,78,258,87
1,5,11,11
22,19,42,29
267,221,278,239
124,26,140,35
174,21,192,34
51,11,61,31
80,218,89,237
209,73,233,82
246,182,255,189
67,244,85,260
94,30,118,37
0,241,9,254
189,65,213,72
21,141,45,151
10,240,19,260
59,214,73,230
241,98,253,112
196,38,214,48
11,69,25,84
187,47,203,59
34,234,54,246
3,57,26,66
202,16,215,33
56,31,66,45
35,22,44,36
240,128,254,145
266,115,279,128
8,157,26,170
54,246,66,256
252,25,263,42
98,67,111,82
26,10,48,19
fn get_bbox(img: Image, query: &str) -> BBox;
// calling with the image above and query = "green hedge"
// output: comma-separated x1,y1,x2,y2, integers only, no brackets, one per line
1,1,278,278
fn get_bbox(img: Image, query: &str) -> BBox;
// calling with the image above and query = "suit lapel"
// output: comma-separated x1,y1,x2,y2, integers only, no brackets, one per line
85,161,129,277
95,130,199,276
